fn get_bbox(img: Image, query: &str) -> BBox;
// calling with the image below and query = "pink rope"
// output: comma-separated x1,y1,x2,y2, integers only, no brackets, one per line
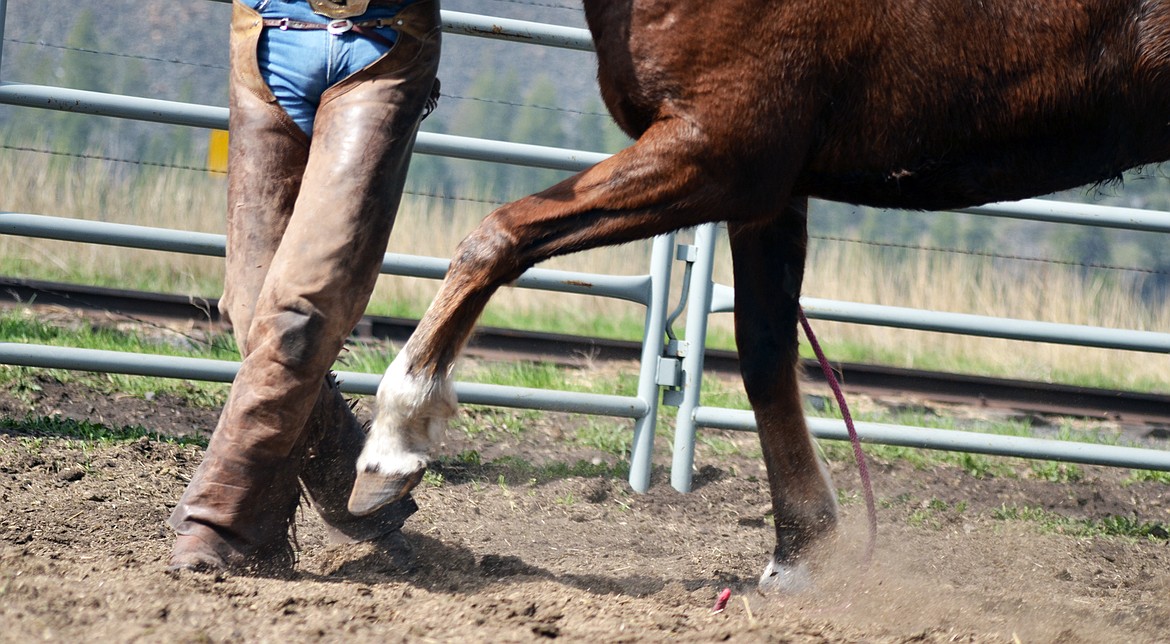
798,306,877,563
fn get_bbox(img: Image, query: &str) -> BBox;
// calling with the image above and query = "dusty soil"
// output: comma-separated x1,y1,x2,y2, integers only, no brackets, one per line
1,367,1168,643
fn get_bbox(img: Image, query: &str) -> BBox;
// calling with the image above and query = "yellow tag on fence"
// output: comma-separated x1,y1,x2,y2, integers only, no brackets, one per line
208,129,229,174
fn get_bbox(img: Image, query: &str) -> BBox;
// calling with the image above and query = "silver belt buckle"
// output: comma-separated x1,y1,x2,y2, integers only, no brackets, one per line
327,19,354,35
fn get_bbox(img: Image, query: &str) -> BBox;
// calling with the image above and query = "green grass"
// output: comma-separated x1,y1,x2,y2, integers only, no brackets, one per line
473,360,569,390
574,417,632,457
0,310,233,407
698,377,751,410
1124,469,1170,485
1029,460,1083,483
452,407,538,441
812,401,1036,478
883,493,1170,541
0,413,206,447
422,469,446,488
907,498,969,530
0,310,237,359
697,433,742,457
991,504,1170,540
476,308,649,344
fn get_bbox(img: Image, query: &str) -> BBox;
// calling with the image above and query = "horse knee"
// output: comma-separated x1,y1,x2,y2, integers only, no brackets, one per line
450,214,527,285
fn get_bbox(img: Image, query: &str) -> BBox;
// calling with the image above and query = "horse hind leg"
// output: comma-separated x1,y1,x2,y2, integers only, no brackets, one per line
349,118,797,516
728,201,838,592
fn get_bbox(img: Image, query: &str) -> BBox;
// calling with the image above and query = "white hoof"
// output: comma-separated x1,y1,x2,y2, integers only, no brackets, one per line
757,558,813,593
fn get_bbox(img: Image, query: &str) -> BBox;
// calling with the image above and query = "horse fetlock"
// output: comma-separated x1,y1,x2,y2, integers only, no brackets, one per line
771,493,838,557
349,352,456,515
349,406,441,515
759,506,837,593
368,353,455,461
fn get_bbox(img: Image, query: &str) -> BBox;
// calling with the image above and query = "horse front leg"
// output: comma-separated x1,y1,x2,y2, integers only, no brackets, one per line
348,117,785,515
346,231,507,514
728,201,838,592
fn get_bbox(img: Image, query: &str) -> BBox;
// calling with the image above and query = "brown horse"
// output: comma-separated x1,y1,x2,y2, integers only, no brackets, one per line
348,0,1170,590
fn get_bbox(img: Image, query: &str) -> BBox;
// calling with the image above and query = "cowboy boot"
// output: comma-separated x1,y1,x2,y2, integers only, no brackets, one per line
167,387,306,573
168,0,441,572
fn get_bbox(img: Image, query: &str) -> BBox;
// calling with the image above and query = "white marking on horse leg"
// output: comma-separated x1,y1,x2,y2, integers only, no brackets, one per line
357,348,457,478
757,558,813,594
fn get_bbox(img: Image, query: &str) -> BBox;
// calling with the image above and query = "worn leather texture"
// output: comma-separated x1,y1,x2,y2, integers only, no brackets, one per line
168,0,440,571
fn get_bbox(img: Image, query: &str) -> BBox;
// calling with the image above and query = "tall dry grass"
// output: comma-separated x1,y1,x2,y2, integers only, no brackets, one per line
796,233,1170,391
1,146,227,296
1,146,1167,391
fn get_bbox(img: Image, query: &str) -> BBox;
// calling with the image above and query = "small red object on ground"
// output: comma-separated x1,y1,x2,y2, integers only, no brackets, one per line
712,587,732,613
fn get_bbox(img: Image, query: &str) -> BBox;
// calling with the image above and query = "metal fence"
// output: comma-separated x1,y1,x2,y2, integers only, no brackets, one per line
1,0,1168,493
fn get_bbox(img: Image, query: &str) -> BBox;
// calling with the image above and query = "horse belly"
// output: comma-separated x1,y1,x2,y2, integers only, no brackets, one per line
794,1,1170,210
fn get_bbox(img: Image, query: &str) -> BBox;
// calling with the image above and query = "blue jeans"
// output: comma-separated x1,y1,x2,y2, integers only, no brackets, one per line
247,0,414,135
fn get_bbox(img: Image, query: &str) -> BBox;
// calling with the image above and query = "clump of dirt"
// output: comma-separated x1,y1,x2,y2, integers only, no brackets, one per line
0,370,1168,642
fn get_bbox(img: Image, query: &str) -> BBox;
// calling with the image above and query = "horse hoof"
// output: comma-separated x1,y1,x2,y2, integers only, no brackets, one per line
348,466,425,516
757,558,812,593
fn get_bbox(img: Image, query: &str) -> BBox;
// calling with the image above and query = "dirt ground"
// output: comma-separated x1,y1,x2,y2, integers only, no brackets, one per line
1,368,1168,643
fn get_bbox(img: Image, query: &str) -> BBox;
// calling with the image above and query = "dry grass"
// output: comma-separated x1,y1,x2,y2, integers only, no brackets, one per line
1,146,226,295
796,234,1170,390
2,147,1167,391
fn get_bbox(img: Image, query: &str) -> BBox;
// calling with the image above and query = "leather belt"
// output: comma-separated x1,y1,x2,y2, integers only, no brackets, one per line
261,16,398,48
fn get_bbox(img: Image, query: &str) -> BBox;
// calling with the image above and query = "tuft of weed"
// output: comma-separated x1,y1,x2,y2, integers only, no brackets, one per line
697,433,742,457
1124,469,1170,485
555,492,577,506
574,419,631,457
455,449,482,466
1030,460,1083,483
991,504,1170,540
906,497,968,530
423,470,445,488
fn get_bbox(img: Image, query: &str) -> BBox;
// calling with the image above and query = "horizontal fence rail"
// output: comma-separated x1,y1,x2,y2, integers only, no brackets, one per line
962,199,1170,234
694,408,1170,471
0,212,655,304
712,292,1170,354
0,82,610,171
207,1,599,51
0,1,1166,499
0,343,650,418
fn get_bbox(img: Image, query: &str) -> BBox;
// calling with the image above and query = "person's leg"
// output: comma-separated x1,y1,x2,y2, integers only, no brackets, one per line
283,0,440,552
168,0,439,572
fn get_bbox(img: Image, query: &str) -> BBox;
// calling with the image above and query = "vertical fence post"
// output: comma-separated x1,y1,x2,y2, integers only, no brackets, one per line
671,223,719,492
0,0,8,79
628,233,675,492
